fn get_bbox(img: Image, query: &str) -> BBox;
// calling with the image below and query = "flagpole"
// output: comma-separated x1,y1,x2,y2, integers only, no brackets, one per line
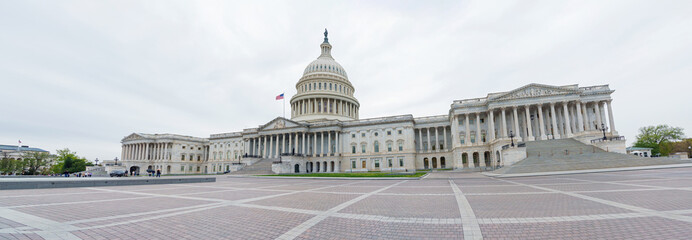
283,98,285,118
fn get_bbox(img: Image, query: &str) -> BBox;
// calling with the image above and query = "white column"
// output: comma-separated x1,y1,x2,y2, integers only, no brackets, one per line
302,132,306,154
524,105,534,141
607,100,616,133
451,115,460,148
426,128,431,152
512,107,522,141
594,101,603,130
268,135,273,158
418,129,423,151
582,103,590,131
576,101,584,132
328,131,332,156
562,102,573,137
501,108,508,138
550,103,560,139
288,133,292,154
321,132,325,156
475,113,481,144
313,132,317,156
537,105,547,140
434,127,439,151
488,110,495,142
442,126,447,150
464,114,471,146
335,131,339,155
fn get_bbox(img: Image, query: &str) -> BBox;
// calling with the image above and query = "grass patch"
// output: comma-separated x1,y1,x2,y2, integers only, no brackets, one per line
258,172,427,178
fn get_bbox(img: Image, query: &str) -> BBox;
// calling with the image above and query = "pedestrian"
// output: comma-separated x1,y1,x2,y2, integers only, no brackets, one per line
156,169,161,177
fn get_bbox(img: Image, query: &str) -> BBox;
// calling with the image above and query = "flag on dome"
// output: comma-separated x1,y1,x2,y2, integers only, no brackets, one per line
276,93,284,100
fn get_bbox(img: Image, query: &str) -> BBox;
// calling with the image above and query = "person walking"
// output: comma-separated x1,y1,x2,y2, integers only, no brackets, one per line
156,169,161,178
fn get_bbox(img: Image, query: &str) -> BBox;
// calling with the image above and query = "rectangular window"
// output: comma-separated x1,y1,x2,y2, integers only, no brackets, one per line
361,144,366,153
470,119,475,125
398,142,403,151
352,146,356,154
481,118,485,123
180,166,184,172
374,159,380,168
361,133,365,137
387,143,392,152
188,166,193,171
351,159,356,168
398,157,404,167
471,135,476,143
352,134,355,138
460,135,465,144
387,158,393,167
181,154,185,160
387,131,391,136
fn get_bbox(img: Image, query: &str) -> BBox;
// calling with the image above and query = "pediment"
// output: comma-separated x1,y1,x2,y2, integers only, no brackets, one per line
122,133,145,141
259,117,303,131
492,84,578,101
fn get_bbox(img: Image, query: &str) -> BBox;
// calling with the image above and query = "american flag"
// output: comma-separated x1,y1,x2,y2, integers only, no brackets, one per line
276,93,284,100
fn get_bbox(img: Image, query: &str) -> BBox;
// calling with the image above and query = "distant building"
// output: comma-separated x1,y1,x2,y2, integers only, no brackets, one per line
626,147,652,157
0,145,50,160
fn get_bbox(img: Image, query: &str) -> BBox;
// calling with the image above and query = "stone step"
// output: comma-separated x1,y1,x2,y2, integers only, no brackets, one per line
493,138,687,174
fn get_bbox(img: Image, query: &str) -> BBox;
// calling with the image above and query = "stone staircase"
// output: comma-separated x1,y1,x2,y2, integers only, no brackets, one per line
493,138,687,174
228,158,276,175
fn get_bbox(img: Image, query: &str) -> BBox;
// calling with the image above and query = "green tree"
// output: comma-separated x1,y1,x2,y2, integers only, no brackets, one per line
634,125,685,156
22,152,52,175
0,158,15,174
54,148,88,174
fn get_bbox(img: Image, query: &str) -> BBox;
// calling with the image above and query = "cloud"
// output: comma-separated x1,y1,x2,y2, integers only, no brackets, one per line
1,0,690,160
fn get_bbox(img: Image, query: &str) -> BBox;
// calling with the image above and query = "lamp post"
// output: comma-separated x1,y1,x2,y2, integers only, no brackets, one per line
601,123,609,141
688,145,691,158
114,157,118,166
95,158,99,166
509,130,515,147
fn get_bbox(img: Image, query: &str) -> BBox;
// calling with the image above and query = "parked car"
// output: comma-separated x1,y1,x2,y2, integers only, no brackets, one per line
110,170,127,177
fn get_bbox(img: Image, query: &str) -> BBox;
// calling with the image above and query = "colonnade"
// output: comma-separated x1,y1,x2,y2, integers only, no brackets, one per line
121,142,171,161
291,98,358,119
244,130,341,159
450,100,616,146
415,126,451,152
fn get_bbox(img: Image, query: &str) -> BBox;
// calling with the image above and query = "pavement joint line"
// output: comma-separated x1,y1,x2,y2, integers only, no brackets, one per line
275,180,407,240
62,202,225,225
497,178,692,224
449,179,483,240
558,176,692,192
7,196,156,209
0,207,80,239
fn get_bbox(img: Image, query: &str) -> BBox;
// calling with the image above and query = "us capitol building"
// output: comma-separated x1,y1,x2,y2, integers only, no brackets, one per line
120,30,622,175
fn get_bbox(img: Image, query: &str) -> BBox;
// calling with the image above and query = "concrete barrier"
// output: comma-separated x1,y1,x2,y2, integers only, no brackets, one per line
0,177,216,190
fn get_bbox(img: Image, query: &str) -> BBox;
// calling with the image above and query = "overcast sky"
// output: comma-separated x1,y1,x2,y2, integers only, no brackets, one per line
1,0,691,161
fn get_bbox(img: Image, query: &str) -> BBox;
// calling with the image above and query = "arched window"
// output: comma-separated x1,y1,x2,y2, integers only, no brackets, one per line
319,83,322,89
387,141,392,152
329,83,332,90
398,140,404,151
181,154,186,160
374,141,380,153
361,143,367,153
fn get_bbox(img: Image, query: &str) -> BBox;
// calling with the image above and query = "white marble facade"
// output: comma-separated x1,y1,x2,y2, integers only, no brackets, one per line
120,31,621,175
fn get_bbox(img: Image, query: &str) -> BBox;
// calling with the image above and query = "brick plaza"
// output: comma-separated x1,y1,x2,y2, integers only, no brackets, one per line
2,168,692,239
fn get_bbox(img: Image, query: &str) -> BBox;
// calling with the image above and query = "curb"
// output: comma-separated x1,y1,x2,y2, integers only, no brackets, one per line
482,163,692,178
227,173,429,180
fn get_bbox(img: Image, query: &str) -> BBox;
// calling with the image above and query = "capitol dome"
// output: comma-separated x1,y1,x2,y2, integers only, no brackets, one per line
290,29,360,122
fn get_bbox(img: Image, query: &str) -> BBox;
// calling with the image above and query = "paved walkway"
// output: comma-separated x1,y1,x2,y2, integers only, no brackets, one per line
1,168,692,239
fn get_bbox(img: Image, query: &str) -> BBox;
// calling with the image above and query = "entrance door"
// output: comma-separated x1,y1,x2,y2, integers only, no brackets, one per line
362,160,366,168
